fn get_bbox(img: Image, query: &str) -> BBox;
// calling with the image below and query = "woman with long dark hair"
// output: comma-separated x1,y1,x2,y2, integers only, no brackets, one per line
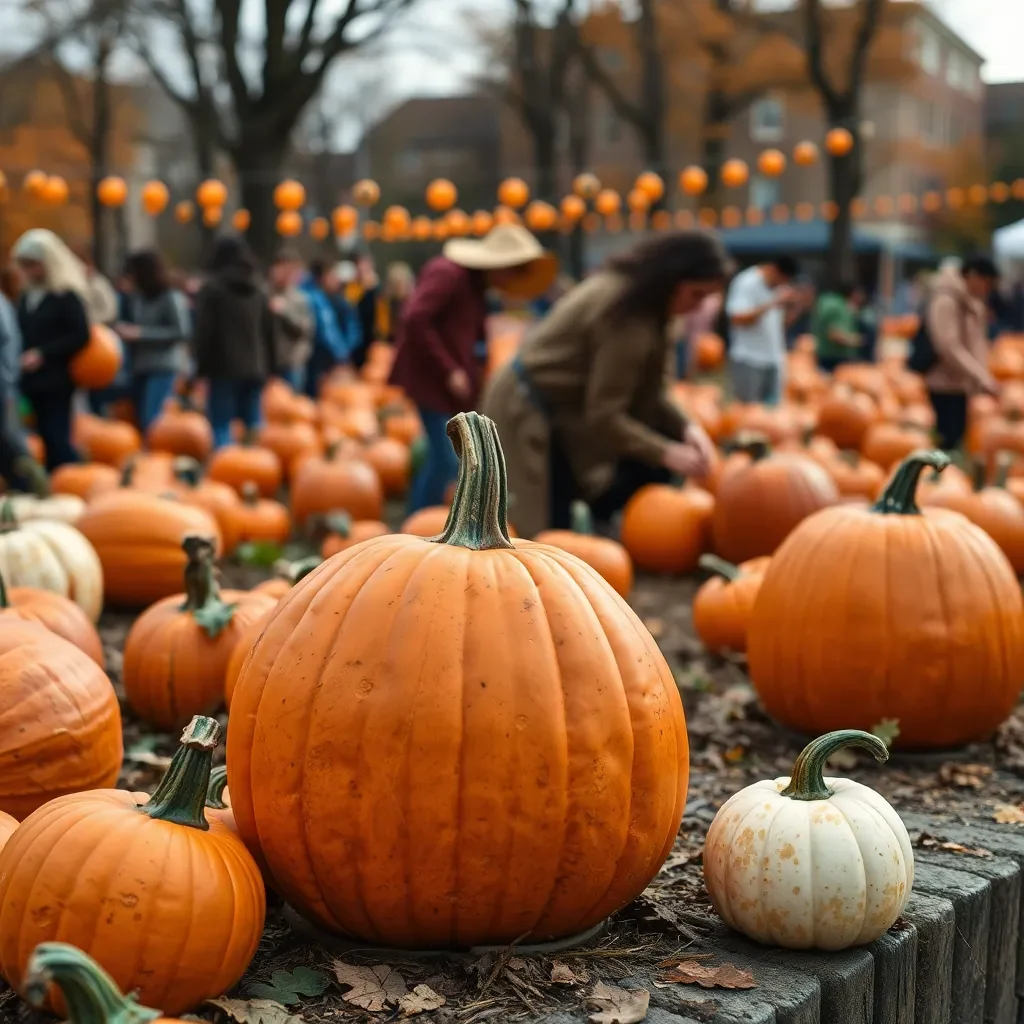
192,237,276,448
482,230,729,537
116,250,191,433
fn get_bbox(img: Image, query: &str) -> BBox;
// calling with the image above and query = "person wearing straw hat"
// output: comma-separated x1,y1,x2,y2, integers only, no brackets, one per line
390,223,557,513
482,230,729,538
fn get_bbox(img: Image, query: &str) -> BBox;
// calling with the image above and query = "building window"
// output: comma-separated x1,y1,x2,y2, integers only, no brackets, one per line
750,97,785,142
750,175,780,211
914,22,941,76
398,148,423,175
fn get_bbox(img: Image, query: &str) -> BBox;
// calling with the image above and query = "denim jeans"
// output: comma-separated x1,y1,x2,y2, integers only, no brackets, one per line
132,372,178,434
408,407,460,513
207,378,263,449
282,365,306,394
25,387,78,470
305,348,337,400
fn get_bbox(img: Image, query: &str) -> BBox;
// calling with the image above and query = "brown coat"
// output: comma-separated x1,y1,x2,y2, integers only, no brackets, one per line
481,271,686,538
924,265,995,395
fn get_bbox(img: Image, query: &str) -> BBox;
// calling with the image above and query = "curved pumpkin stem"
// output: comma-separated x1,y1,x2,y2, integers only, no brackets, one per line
207,764,229,810
0,570,10,609
730,432,770,462
24,943,162,1024
240,482,261,506
181,535,236,637
698,554,742,582
273,555,321,585
434,412,514,551
781,730,890,801
118,457,137,488
172,456,202,489
143,715,220,830
570,501,594,535
13,455,50,498
324,510,353,539
871,449,950,515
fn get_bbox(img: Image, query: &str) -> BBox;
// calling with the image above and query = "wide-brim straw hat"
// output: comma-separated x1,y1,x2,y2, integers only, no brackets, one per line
443,224,559,299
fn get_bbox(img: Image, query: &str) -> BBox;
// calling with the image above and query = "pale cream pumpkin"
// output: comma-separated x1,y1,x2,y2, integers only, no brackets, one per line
5,494,86,525
0,504,104,622
703,730,913,951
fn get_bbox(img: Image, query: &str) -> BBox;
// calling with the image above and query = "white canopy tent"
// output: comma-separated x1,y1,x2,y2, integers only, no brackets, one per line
994,219,1024,260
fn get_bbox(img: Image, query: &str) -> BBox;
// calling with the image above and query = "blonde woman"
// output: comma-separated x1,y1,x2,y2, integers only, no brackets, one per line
377,261,415,342
12,229,90,469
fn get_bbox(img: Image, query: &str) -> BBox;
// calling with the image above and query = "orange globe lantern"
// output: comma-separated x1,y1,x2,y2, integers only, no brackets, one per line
274,179,306,211
628,211,647,233
432,219,450,241
990,182,1011,203
626,188,650,213
471,210,493,236
679,166,708,196
824,127,854,157
232,209,251,232
525,200,558,232
635,171,664,202
97,176,128,207
332,205,358,234
383,205,411,232
411,216,433,241
721,206,743,230
793,141,819,167
23,170,47,199
746,207,765,226
922,191,942,213
445,209,471,236
1013,179,1024,201
497,177,529,209
771,204,790,223
141,180,169,216
674,210,695,229
380,222,398,243
42,176,69,205
851,197,868,219
757,149,786,177
573,172,601,199
196,179,227,208
720,159,749,189
874,195,894,217
604,213,624,234
362,220,380,240
493,205,521,226
651,209,673,231
794,202,815,222
594,189,621,216
203,205,223,228
698,208,718,228
174,201,194,224
898,193,918,215
276,210,302,237
560,194,586,221
426,178,458,212
945,187,965,209
352,179,380,206
310,216,330,241
968,184,989,206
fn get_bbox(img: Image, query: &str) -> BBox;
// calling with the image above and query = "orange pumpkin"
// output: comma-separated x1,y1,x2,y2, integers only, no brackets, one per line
146,401,214,461
0,717,265,1015
692,555,770,654
75,417,141,467
170,458,242,553
748,450,1024,748
321,513,390,558
399,505,451,537
827,451,885,500
620,484,714,574
70,325,122,390
207,441,283,498
227,412,688,947
0,812,15,856
122,537,276,730
535,502,634,598
232,484,291,546
859,421,931,471
258,419,322,477
49,462,119,501
0,618,121,818
361,437,411,497
712,438,839,562
815,386,879,450
76,490,222,608
206,765,236,833
224,607,274,710
0,574,103,666
291,447,384,527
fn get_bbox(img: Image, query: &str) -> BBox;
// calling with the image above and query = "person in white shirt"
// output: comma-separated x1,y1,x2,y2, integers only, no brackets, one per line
725,255,799,405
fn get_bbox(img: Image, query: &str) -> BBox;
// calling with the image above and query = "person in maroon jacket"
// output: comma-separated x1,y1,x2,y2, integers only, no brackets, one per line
390,224,556,511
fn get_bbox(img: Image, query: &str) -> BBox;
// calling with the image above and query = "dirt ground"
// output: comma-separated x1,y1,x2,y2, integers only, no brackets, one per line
3,565,1023,1024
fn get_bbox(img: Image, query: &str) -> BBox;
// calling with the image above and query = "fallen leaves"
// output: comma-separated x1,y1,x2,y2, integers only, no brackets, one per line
332,962,408,1012
938,763,992,790
656,960,756,989
917,832,992,858
398,984,446,1016
871,718,901,748
551,960,587,985
993,803,1024,824
584,982,650,1023
207,997,303,1024
245,967,329,1005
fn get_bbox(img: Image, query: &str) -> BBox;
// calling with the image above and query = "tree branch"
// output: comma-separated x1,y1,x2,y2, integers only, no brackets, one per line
47,56,91,146
216,0,251,116
847,0,885,100
803,0,840,110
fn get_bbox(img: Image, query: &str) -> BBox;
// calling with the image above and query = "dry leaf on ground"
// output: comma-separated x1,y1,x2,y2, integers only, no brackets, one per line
657,961,756,989
551,961,587,985
332,962,408,1011
870,718,901,748
993,803,1024,824
207,997,303,1024
398,984,446,1016
584,981,649,1023
644,617,664,638
917,833,992,858
937,763,992,789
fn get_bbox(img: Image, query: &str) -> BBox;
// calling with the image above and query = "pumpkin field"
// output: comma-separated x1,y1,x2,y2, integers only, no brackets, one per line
2,329,1024,1024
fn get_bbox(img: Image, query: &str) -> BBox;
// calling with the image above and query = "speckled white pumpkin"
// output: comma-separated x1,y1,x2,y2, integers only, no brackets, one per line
703,730,914,951
6,494,85,525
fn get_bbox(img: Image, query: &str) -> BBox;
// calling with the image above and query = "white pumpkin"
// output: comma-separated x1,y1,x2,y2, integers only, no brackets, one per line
703,730,914,951
0,513,104,622
6,493,86,525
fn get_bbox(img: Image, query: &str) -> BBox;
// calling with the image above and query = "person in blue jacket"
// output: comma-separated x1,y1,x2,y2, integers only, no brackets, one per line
301,261,358,398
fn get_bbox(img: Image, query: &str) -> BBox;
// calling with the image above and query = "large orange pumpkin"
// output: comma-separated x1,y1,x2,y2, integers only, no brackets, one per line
70,325,122,390
692,555,770,654
815,386,879,450
747,450,1024,748
227,412,688,947
75,490,222,608
123,537,276,730
712,438,839,562
207,441,283,497
535,502,634,598
620,484,714,574
0,619,121,818
76,417,141,467
0,717,265,1015
291,447,384,527
147,402,214,461
0,574,103,666
0,812,14,856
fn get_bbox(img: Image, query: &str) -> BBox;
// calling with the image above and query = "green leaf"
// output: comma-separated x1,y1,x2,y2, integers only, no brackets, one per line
244,967,329,1006
236,541,285,567
192,599,238,639
871,718,901,749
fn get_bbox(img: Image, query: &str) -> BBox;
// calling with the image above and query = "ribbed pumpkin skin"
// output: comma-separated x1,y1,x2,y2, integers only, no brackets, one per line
224,606,274,709
0,586,105,666
747,504,1024,749
0,620,121,818
0,790,265,1015
0,812,16,854
227,538,689,948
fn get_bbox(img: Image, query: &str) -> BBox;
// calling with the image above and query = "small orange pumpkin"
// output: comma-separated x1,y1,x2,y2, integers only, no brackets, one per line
208,440,283,498
169,458,242,553
321,512,391,557
70,325,122,390
535,502,634,598
231,484,291,546
860,421,932,471
692,555,770,654
146,400,214,462
620,483,715,574
49,463,120,501
399,505,452,537
291,446,384,527
361,437,411,497
75,417,141,467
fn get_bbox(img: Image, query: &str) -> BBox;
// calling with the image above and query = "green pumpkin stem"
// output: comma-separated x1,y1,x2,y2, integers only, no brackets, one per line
206,765,229,810
570,501,594,535
142,715,219,830
172,456,202,489
23,943,161,1024
13,455,50,497
0,498,17,532
970,458,988,492
240,482,261,506
434,412,514,551
324,510,353,539
871,449,950,515
0,570,9,609
181,535,236,638
698,554,742,582
118,457,137,488
731,432,770,461
781,730,890,801
273,555,321,584
994,451,1014,488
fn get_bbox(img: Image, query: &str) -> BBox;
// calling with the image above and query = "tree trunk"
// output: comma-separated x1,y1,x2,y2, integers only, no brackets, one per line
567,80,589,280
236,143,287,262
700,88,733,212
90,37,113,273
824,144,861,290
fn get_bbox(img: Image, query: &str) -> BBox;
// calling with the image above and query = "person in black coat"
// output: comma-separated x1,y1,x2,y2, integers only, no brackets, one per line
11,230,90,470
